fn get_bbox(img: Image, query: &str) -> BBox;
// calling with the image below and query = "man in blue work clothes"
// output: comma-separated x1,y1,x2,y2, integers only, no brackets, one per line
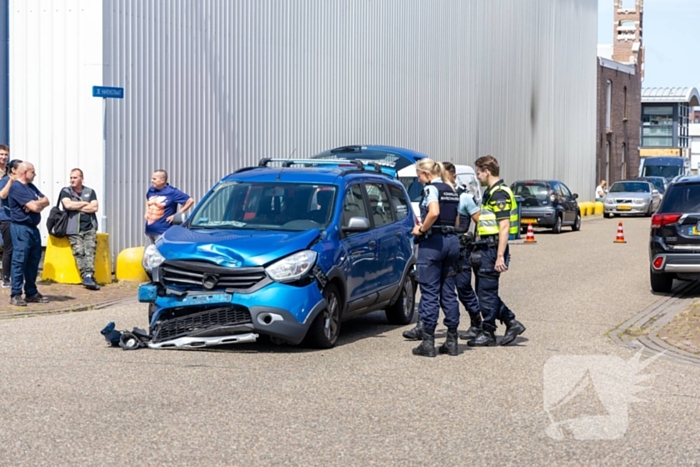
8,162,50,306
442,162,483,341
468,155,525,346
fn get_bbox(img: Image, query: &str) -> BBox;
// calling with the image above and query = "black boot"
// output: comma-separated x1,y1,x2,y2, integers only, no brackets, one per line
438,330,459,356
402,314,423,340
467,329,497,347
500,319,526,346
412,332,436,357
458,315,482,340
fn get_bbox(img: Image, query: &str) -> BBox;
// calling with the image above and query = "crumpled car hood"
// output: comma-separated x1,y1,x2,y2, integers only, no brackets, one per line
157,226,321,267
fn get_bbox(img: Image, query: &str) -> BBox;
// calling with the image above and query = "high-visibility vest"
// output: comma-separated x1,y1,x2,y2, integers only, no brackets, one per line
477,183,518,237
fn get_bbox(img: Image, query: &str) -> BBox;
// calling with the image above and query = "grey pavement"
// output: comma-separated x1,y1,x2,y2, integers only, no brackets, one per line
1,216,699,466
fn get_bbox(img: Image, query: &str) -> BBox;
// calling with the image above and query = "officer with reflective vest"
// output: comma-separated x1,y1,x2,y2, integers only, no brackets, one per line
467,155,526,347
411,159,462,357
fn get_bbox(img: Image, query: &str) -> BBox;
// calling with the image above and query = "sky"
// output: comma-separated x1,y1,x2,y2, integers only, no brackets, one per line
598,0,700,89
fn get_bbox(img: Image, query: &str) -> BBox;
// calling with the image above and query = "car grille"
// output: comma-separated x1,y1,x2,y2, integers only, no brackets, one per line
615,198,633,204
160,260,267,291
152,306,252,343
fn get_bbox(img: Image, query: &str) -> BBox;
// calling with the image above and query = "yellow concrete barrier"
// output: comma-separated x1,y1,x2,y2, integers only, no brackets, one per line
585,202,594,216
42,233,112,285
594,201,604,215
578,201,590,216
116,246,149,282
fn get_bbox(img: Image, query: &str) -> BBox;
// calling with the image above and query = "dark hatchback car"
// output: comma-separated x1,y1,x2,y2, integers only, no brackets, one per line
649,175,700,293
511,180,581,233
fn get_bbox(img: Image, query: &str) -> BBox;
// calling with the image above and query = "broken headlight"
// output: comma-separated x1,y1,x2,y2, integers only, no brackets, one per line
266,250,317,283
142,244,166,273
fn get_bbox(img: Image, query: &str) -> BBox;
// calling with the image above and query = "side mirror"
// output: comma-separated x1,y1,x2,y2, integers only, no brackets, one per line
342,216,371,233
652,189,659,195
572,193,579,200
172,212,188,225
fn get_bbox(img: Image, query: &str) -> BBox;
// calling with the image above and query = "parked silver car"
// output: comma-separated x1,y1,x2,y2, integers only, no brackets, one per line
603,180,661,217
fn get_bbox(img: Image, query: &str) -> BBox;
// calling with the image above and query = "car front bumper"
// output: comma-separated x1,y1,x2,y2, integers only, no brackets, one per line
139,280,325,348
604,201,650,215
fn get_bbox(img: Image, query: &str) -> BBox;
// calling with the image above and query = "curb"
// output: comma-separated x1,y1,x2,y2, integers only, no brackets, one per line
610,280,700,366
0,297,138,320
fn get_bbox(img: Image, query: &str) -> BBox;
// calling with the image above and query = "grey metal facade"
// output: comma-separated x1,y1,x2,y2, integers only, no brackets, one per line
103,0,597,255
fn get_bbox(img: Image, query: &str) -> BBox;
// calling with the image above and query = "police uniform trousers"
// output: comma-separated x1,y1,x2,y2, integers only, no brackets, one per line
416,233,461,333
475,242,516,332
455,249,481,319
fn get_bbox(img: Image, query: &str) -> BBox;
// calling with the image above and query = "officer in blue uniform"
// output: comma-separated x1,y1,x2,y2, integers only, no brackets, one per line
411,159,461,357
442,162,483,341
468,155,526,347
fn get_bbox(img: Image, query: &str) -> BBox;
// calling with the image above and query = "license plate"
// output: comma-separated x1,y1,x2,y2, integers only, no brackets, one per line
692,225,700,236
521,218,537,224
618,205,631,211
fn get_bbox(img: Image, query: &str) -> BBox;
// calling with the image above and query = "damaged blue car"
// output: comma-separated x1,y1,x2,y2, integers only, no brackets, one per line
138,158,417,349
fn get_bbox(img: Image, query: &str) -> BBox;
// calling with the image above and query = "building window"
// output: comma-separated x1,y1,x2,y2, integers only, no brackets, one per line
621,143,627,179
623,86,628,120
606,80,612,131
642,105,673,147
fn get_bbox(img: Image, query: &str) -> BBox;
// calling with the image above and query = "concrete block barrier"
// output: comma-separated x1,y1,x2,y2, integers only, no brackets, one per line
41,233,112,285
594,201,604,215
116,246,149,282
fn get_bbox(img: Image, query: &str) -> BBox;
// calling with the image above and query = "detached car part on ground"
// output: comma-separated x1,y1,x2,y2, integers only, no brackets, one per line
649,175,700,294
139,158,418,349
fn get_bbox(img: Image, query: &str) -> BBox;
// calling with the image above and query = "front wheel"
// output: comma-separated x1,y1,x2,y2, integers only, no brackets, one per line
385,274,415,325
304,284,342,348
571,212,581,231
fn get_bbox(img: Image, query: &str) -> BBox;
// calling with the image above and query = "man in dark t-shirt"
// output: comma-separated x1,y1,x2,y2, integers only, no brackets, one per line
60,168,100,290
8,162,50,306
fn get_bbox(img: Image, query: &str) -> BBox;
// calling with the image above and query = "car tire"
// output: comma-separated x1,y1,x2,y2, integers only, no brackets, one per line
571,212,581,231
385,274,415,325
552,215,562,234
645,203,653,217
650,270,673,294
304,283,342,349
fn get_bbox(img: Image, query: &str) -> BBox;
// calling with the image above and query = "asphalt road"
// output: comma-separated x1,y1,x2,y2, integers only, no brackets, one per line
1,216,699,466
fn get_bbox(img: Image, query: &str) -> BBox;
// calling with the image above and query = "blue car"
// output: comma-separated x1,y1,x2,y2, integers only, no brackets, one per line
310,144,427,178
139,159,417,349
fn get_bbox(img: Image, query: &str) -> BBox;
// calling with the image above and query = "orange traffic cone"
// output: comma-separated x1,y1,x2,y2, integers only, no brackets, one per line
524,223,537,243
614,221,627,244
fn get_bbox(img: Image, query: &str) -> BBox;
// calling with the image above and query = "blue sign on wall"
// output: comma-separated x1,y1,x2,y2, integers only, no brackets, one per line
92,86,124,99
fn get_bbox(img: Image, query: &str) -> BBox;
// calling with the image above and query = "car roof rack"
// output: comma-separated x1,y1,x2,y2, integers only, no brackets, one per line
256,158,385,175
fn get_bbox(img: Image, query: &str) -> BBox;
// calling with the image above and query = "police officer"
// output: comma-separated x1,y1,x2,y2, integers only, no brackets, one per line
442,162,483,341
411,159,461,357
468,155,526,347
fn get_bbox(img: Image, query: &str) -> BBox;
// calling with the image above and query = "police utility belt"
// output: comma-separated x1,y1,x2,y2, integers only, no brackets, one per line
414,225,465,244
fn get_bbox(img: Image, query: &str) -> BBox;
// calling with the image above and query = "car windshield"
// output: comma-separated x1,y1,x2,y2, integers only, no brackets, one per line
189,182,337,231
609,182,650,193
659,184,700,213
641,165,682,181
641,178,665,193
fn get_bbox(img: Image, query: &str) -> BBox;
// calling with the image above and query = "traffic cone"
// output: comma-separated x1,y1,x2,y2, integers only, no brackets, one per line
614,221,627,244
524,223,537,243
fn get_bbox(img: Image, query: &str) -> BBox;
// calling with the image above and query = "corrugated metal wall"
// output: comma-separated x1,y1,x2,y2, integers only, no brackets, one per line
11,0,597,257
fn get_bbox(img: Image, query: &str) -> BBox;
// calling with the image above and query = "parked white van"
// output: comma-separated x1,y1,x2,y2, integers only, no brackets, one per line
397,163,482,218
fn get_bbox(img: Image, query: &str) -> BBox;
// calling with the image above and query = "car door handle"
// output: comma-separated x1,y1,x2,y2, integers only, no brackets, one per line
368,240,376,248
395,232,403,238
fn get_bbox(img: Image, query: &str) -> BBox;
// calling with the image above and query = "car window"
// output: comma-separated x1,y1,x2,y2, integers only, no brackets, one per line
559,183,572,199
388,184,411,221
366,183,395,227
189,182,335,231
512,182,550,201
659,184,700,213
610,182,650,193
645,178,665,193
342,184,370,234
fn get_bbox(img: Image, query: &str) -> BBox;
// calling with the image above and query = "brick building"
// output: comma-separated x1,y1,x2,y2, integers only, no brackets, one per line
596,0,644,186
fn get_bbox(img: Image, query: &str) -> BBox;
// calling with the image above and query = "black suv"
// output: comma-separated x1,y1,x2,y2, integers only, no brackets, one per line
649,175,700,293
